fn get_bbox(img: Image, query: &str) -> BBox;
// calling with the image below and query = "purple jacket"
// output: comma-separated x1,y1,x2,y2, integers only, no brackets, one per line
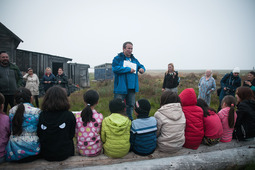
0,112,10,158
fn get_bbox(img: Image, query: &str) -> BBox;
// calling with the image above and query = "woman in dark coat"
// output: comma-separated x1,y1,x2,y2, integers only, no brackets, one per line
42,67,56,93
55,68,68,94
233,86,255,141
162,63,179,94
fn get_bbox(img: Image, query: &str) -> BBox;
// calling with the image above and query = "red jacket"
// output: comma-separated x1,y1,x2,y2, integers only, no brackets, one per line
179,88,204,150
204,110,223,139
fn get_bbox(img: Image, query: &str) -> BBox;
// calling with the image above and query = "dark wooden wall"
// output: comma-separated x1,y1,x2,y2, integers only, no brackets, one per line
68,63,90,88
94,63,113,81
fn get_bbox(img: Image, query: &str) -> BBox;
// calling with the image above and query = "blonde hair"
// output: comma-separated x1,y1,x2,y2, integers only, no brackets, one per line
45,67,52,71
166,63,175,74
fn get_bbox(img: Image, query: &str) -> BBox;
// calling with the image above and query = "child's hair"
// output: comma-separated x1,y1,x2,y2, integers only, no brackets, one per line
236,86,254,102
160,90,180,107
81,90,99,124
109,98,126,115
0,93,5,110
221,95,236,128
12,87,32,136
197,98,216,117
42,86,70,112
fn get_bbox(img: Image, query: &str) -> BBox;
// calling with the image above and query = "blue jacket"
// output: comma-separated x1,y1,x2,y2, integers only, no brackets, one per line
130,117,157,156
112,53,145,94
42,73,56,92
219,72,241,101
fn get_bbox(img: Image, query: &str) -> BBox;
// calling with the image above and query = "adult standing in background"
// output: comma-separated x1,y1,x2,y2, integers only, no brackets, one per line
42,67,55,93
218,67,241,111
56,67,69,95
112,42,146,120
198,70,216,106
0,51,23,113
243,71,255,95
162,63,179,93
23,68,40,107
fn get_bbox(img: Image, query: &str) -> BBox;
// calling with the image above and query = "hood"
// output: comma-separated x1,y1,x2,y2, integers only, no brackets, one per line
105,113,131,135
179,88,197,106
118,52,135,59
158,103,183,121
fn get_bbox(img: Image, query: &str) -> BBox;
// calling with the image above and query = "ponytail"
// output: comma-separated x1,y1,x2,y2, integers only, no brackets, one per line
222,95,236,129
81,104,93,125
228,104,235,128
81,90,99,125
12,103,25,136
12,87,32,136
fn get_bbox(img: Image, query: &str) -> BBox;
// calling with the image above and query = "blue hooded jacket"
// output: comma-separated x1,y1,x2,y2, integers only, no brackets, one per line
112,52,145,94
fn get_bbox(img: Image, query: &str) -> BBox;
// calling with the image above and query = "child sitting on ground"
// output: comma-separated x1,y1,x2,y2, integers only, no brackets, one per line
217,95,237,143
101,98,131,158
179,88,204,150
37,86,76,161
154,90,186,153
75,90,103,156
197,98,223,145
130,99,157,156
0,93,10,164
5,88,41,162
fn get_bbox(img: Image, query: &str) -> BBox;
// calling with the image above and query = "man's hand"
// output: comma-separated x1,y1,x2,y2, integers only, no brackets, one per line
162,88,165,92
139,68,144,74
130,68,135,73
59,81,61,84
224,87,227,90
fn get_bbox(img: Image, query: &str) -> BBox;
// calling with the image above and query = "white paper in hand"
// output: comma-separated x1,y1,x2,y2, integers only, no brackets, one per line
123,60,137,74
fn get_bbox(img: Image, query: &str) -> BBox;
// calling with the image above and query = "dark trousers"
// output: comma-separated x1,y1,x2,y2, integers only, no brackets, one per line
33,95,39,108
3,95,14,113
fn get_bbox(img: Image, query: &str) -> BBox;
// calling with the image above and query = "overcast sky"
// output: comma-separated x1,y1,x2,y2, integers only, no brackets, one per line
1,0,254,70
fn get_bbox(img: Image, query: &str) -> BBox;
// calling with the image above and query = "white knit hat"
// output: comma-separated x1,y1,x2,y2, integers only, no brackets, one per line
233,67,240,73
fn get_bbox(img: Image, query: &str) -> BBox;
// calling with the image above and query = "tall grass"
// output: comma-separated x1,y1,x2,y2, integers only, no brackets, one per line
68,72,249,119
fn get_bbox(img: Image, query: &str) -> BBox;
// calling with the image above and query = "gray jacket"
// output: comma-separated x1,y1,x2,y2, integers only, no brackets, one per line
0,63,23,95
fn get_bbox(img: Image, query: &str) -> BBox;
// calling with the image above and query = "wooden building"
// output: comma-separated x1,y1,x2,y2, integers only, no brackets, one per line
68,63,90,88
94,63,113,81
16,49,72,78
0,22,90,88
0,22,23,63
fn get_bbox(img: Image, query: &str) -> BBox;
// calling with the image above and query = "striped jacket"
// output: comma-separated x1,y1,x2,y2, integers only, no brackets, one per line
130,117,157,156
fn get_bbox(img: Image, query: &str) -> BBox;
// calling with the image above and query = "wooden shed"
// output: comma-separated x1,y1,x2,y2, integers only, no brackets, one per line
16,49,72,78
94,63,113,81
68,63,90,88
0,22,23,63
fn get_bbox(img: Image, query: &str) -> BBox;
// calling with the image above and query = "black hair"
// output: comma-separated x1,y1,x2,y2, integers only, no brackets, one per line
12,87,32,136
249,71,255,77
42,86,70,112
81,90,99,124
197,98,216,117
0,51,7,55
160,90,181,107
109,98,126,115
221,95,236,128
123,42,133,49
0,93,5,110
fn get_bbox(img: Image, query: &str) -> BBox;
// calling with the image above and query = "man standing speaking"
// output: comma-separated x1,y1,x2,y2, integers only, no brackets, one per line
112,42,146,120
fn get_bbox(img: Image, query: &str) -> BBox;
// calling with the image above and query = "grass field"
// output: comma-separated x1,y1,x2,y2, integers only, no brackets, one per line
66,70,248,119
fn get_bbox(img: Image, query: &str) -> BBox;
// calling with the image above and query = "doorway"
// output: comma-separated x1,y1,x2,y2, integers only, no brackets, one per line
52,62,63,76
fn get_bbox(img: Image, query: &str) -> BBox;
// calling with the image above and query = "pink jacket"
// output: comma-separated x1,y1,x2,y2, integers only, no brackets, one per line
203,110,223,139
217,107,237,142
75,110,103,156
0,112,10,158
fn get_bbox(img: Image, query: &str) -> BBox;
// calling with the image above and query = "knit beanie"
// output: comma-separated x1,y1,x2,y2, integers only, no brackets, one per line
233,67,240,73
109,98,126,113
135,99,151,118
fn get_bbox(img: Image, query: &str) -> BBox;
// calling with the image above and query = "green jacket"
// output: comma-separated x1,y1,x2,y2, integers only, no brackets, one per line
101,113,131,158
